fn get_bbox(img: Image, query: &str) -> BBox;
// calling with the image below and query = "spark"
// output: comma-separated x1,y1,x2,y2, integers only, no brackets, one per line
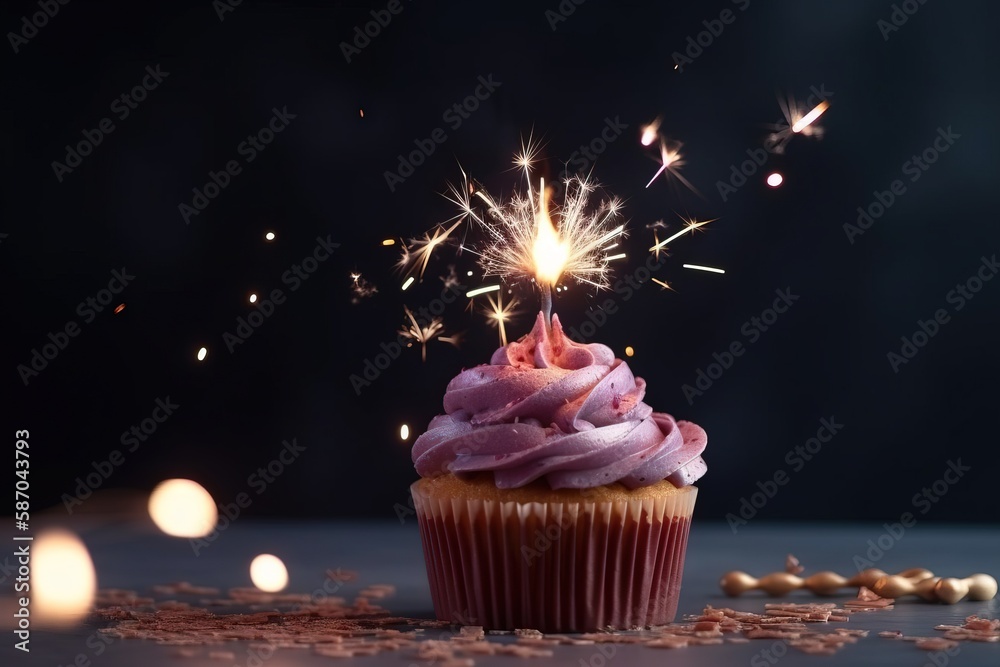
513,132,544,185
440,264,461,291
466,284,501,298
114,303,125,314
645,138,700,195
264,231,275,241
640,117,661,146
792,100,829,133
649,215,715,259
482,291,520,347
399,306,458,362
400,424,410,440
651,278,674,291
767,94,830,154
399,218,464,282
359,109,364,118
249,293,258,304
766,172,784,187
382,238,395,246
350,273,378,303
401,276,415,291
197,347,208,361
683,264,726,274
604,253,626,262
624,345,635,357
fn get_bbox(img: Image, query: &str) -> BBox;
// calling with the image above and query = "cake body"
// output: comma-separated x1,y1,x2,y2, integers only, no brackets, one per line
411,313,707,631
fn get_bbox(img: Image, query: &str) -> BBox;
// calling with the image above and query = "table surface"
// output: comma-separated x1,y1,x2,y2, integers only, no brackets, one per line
9,520,999,666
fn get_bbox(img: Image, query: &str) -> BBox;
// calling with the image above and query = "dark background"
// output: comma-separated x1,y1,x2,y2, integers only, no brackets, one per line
4,0,998,524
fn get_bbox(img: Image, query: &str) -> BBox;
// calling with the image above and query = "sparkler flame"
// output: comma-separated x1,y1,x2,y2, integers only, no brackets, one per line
456,166,625,294
531,183,571,286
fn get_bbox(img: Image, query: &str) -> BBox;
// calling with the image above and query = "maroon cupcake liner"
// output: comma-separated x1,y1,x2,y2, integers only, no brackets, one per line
411,483,697,632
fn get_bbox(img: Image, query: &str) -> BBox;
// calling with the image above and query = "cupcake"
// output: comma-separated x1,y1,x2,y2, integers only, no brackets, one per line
411,311,707,632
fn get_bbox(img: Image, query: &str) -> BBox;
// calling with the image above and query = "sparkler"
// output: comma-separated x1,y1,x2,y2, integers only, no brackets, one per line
448,149,626,326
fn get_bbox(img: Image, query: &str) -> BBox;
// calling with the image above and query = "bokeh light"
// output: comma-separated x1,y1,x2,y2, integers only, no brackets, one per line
250,554,289,592
33,530,97,627
766,172,784,187
148,479,218,538
197,346,208,361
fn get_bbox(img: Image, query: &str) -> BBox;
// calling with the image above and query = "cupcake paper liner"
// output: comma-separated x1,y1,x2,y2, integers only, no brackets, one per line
411,482,697,632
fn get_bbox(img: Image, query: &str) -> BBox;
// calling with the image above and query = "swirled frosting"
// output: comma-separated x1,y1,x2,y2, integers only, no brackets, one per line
412,312,707,489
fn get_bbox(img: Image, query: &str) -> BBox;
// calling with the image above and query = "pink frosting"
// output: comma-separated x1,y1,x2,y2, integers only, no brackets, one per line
411,312,707,489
